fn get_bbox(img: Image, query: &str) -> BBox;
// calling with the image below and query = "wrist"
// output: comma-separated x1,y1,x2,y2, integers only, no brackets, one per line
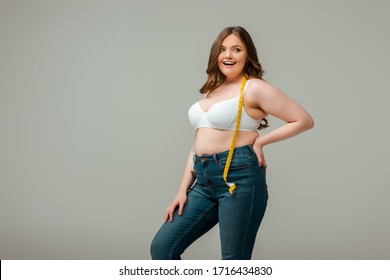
254,137,266,148
178,182,191,194
177,188,188,196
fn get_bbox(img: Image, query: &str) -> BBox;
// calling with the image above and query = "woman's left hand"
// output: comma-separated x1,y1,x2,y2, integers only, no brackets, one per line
252,140,267,172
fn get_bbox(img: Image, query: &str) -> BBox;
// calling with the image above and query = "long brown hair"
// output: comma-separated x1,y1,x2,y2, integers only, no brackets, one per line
200,26,268,130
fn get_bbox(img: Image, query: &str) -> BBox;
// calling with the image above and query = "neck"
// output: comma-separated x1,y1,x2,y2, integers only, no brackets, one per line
224,74,246,85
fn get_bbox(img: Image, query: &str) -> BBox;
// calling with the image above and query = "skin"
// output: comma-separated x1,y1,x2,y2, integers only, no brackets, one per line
164,34,314,223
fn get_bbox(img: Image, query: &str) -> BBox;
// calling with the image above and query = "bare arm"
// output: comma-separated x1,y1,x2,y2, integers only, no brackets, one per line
164,145,196,223
250,80,314,167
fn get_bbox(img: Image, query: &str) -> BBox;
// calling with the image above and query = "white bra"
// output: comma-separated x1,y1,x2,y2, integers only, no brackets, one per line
188,80,261,131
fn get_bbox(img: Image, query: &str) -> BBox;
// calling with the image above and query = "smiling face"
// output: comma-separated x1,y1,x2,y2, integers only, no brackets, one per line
218,34,248,82
200,26,264,94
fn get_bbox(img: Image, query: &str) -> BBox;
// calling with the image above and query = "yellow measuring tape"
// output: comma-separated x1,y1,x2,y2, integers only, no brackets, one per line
223,75,247,194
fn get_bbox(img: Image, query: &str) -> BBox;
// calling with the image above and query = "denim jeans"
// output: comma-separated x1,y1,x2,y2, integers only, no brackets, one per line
150,145,268,260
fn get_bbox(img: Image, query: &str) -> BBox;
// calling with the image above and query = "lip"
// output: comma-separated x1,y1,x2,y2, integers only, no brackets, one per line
222,61,236,67
223,61,236,65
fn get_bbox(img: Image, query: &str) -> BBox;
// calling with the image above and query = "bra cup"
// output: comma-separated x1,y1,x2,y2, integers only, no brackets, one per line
188,96,261,131
207,100,237,130
188,103,204,128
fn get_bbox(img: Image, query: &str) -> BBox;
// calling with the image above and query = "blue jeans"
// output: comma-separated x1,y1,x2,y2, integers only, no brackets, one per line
150,145,268,260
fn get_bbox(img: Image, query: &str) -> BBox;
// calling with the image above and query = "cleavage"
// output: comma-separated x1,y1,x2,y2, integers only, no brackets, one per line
198,96,238,113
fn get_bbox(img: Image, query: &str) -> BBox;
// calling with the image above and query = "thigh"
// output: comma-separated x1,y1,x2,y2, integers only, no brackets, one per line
218,164,268,259
151,182,219,259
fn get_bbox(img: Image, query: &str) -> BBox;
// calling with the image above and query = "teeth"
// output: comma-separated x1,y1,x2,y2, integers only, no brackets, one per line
224,62,235,65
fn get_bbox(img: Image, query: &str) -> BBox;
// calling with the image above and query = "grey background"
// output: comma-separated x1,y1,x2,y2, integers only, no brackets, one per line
1,0,389,259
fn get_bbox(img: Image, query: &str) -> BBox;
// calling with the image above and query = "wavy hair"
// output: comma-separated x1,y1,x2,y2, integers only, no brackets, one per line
199,26,268,130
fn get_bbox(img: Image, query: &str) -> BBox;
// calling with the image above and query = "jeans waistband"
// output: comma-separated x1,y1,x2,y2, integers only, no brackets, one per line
194,144,255,163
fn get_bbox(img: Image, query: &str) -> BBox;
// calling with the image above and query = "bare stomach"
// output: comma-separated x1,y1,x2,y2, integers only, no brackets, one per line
194,128,259,156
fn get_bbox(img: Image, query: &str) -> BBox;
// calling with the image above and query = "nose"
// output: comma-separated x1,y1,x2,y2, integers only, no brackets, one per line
225,49,232,59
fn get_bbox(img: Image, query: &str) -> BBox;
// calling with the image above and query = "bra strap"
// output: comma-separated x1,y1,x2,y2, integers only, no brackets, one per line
243,79,251,96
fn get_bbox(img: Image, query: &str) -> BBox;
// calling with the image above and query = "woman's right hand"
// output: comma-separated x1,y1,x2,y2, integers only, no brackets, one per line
164,191,188,223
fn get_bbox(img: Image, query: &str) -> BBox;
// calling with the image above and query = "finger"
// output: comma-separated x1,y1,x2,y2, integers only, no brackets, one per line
169,207,175,223
257,156,263,166
163,208,169,223
255,151,264,166
178,202,185,216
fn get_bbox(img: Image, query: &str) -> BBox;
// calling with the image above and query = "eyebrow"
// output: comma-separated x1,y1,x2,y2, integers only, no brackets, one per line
221,44,243,48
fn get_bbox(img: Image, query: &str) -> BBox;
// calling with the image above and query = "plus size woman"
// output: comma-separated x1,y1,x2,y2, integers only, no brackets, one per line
150,26,314,260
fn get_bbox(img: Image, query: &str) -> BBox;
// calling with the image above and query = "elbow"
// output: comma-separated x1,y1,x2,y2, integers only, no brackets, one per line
295,114,314,132
304,115,315,130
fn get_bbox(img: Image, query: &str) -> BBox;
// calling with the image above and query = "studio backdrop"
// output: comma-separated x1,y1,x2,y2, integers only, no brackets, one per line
1,0,389,259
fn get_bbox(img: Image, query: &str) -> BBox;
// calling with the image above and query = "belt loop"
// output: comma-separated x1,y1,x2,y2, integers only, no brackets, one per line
248,144,255,154
213,154,219,165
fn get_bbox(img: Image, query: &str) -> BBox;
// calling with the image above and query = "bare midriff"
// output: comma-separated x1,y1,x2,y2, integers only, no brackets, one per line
194,127,259,156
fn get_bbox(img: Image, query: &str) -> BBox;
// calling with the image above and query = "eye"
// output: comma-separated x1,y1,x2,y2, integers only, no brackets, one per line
233,48,241,52
220,47,225,52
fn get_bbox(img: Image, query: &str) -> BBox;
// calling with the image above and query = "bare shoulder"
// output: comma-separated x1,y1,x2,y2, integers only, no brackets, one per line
246,79,287,108
248,78,283,97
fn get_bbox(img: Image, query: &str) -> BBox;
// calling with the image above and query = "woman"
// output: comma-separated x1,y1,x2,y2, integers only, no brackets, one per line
150,26,314,260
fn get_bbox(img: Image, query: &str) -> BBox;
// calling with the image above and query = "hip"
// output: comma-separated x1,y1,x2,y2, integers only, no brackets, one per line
193,145,267,193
